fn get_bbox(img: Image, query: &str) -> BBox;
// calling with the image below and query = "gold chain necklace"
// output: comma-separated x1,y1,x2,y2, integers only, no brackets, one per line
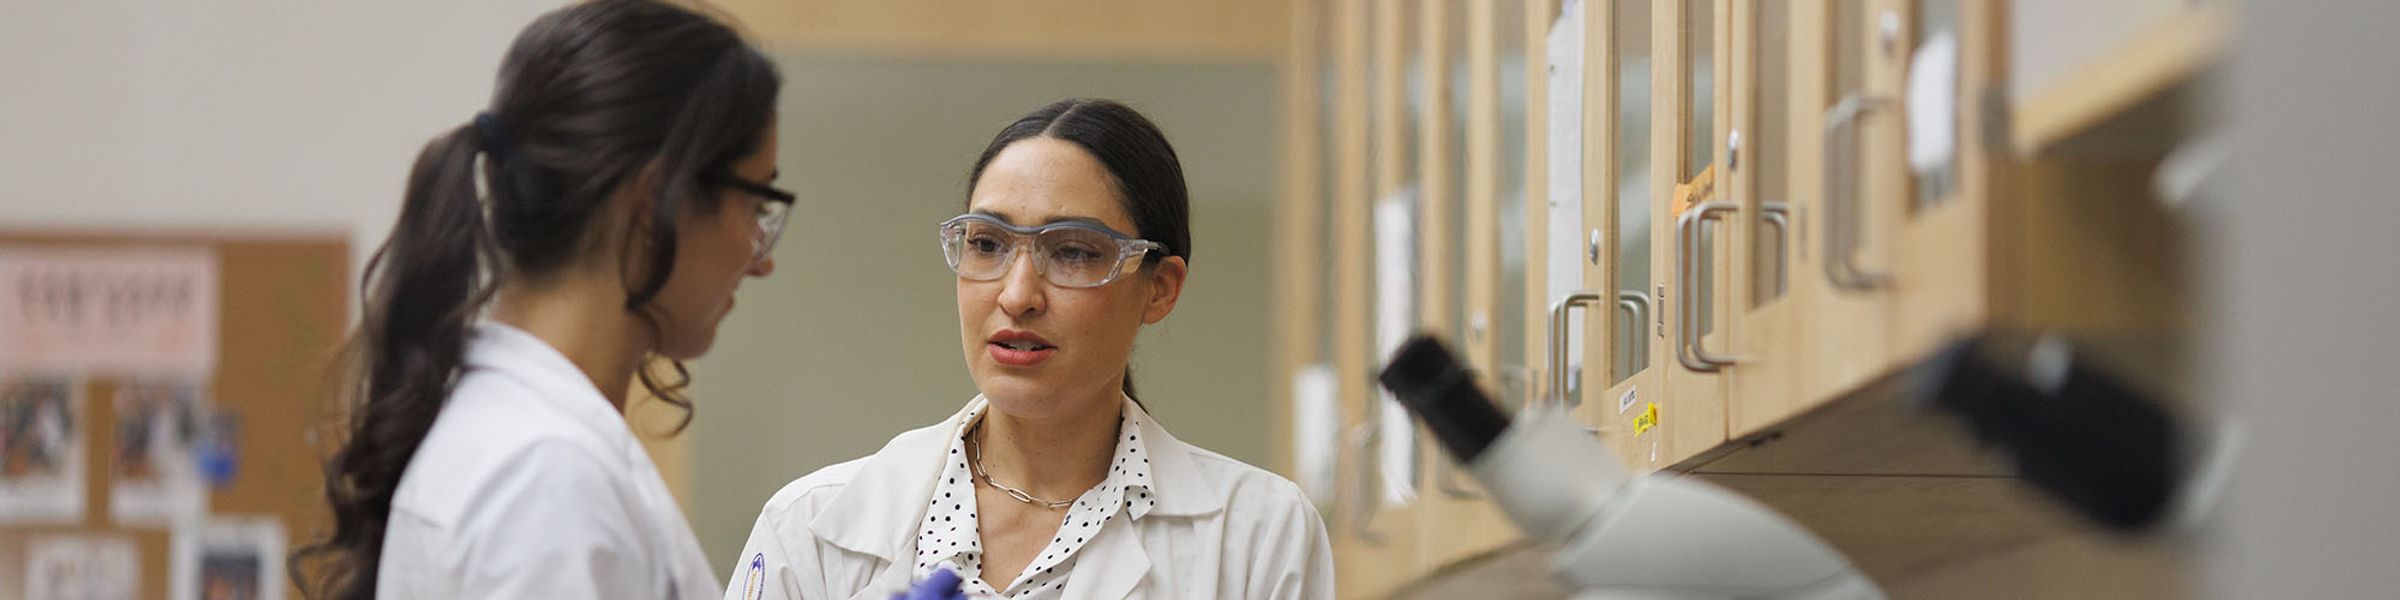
967,423,1074,510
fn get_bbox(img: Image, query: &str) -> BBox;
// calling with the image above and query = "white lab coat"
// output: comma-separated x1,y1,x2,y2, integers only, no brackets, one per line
725,398,1336,600
378,323,722,600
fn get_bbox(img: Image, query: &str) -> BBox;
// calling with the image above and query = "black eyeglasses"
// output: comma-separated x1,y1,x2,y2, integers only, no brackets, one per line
706,173,797,263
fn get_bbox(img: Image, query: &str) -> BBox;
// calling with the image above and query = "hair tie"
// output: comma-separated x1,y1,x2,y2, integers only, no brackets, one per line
471,111,518,163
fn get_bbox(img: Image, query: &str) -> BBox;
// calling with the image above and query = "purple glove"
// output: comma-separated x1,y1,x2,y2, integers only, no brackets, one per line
892,567,966,600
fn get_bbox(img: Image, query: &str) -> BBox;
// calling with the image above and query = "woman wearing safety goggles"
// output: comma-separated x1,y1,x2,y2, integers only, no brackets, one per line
727,99,1334,600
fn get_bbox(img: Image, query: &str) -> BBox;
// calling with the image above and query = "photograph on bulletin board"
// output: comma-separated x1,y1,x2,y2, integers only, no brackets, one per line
172,518,286,600
24,534,141,600
111,378,212,526
0,374,86,525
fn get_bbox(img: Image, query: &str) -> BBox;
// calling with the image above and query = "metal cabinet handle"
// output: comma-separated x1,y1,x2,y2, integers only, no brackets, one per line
1548,291,1606,409
1761,202,1792,298
1678,201,1745,372
1823,94,1897,291
1762,202,1792,235
1616,290,1649,369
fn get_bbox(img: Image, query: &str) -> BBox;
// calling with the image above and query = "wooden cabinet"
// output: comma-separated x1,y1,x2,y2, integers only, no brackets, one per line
1786,0,1910,417
1714,0,1913,440
1722,0,1807,443
1573,0,1650,472
1583,0,1666,472
1645,0,1733,470
1319,0,1399,597
1278,0,2206,594
1886,0,1992,375
1413,0,1523,581
1330,1,1425,597
1694,0,2195,588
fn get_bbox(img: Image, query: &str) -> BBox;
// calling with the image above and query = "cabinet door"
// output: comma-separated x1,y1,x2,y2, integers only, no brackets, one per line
1271,0,1330,503
1571,0,1622,452
1724,0,1807,437
1652,0,1733,469
1365,0,1428,587
1414,0,1522,576
1325,1,1415,598
1593,0,1666,471
1792,0,1906,405
1889,0,1999,361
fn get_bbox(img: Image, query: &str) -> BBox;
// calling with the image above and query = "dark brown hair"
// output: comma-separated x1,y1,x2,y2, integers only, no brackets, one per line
290,1,779,597
968,99,1191,402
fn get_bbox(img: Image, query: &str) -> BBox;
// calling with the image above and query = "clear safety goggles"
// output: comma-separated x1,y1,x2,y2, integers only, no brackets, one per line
936,213,1164,288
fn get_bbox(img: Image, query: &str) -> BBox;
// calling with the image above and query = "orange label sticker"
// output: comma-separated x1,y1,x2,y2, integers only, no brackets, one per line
1669,166,1715,218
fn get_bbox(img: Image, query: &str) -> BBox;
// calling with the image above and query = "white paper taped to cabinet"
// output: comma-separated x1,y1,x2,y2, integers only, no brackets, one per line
1907,31,1960,175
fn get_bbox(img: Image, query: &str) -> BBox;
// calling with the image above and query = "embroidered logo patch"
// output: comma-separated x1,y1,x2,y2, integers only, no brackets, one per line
744,552,766,600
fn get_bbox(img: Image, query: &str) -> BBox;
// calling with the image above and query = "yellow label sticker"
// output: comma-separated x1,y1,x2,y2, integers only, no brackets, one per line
1634,402,1660,435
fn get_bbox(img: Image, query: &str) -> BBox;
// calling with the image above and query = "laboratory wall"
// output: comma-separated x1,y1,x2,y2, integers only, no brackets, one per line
0,1,561,271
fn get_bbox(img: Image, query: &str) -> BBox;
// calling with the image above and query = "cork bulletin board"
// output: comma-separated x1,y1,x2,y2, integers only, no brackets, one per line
0,231,347,600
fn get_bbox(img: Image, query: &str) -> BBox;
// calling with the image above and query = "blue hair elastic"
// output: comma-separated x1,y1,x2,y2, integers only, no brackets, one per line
471,111,518,163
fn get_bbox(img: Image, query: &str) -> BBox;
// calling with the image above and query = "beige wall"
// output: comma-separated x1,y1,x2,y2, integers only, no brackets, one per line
683,56,1284,567
715,0,1288,63
0,0,560,275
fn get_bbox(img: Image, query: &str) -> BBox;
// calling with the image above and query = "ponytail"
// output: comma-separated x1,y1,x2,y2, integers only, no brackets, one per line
294,124,498,600
291,3,782,596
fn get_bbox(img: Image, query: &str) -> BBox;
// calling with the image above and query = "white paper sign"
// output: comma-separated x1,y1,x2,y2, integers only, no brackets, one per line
172,518,287,600
0,248,219,376
26,534,140,600
0,374,87,524
1545,0,1590,406
1373,192,1419,506
1290,363,1340,504
1907,31,1960,175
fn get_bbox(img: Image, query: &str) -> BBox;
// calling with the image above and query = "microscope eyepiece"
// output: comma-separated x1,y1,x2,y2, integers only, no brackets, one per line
1378,336,1512,464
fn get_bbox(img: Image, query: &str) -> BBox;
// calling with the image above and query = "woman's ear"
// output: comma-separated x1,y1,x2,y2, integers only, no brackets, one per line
609,162,666,274
621,160,666,230
1140,256,1186,325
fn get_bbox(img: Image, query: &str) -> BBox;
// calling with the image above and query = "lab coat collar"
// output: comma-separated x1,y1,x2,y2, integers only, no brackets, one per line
461,322,636,456
807,395,1224,563
1060,509,1150,600
1124,398,1224,519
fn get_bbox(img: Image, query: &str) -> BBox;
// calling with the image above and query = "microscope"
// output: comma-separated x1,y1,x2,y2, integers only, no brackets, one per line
1378,328,2216,598
1377,336,1884,600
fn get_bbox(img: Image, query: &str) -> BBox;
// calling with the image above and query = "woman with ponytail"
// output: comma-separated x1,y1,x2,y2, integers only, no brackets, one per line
291,1,787,598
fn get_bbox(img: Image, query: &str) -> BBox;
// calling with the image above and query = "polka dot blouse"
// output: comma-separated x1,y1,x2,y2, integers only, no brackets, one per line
911,403,1157,599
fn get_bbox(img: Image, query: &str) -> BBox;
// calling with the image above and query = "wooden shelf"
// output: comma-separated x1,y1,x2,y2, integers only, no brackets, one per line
2011,7,2231,155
